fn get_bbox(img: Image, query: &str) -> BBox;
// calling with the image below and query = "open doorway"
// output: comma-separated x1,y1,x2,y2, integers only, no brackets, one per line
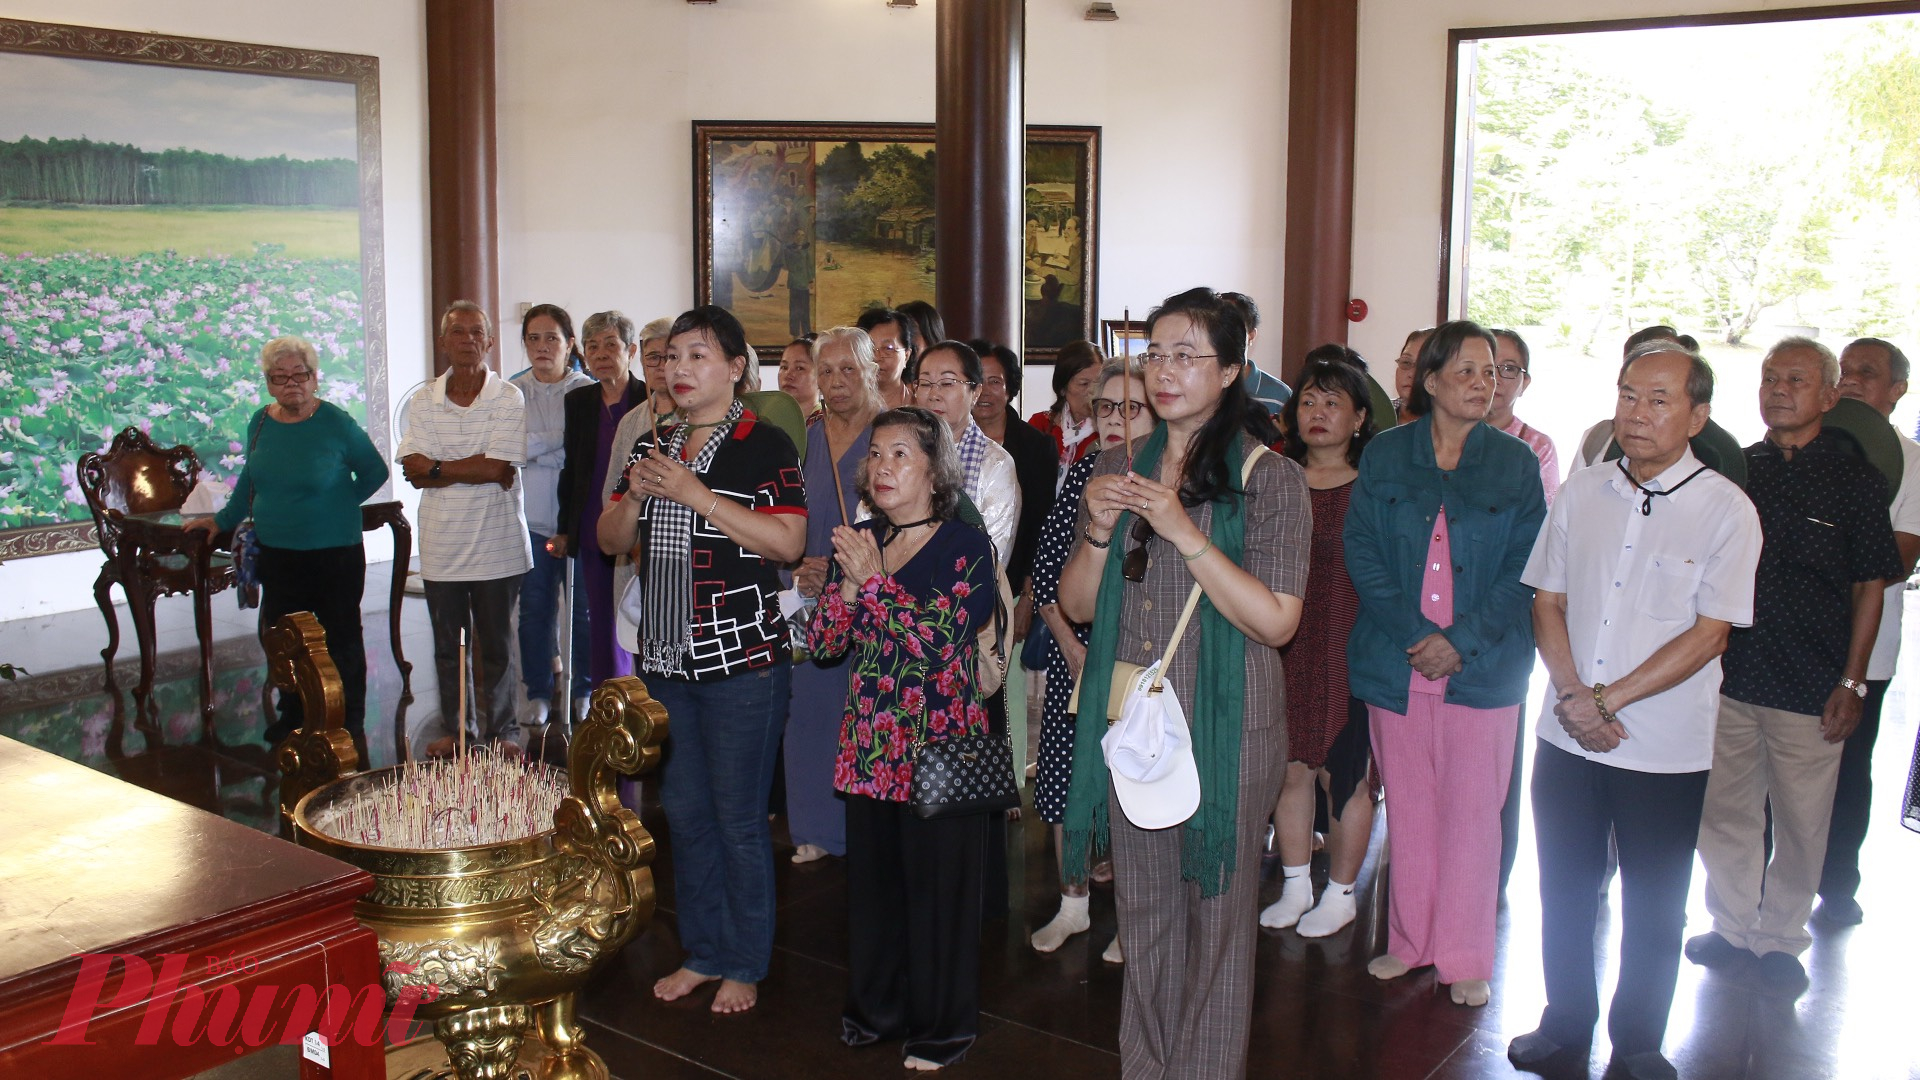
1444,6,1920,464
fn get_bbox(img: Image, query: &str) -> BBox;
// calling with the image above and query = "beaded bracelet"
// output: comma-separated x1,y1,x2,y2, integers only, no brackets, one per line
1592,682,1619,725
1084,524,1112,549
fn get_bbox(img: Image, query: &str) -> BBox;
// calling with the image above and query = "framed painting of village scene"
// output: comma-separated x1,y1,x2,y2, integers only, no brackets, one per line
693,121,1099,360
0,17,388,559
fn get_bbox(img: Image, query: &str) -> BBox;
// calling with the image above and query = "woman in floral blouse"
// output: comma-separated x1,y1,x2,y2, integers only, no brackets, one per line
809,406,996,1071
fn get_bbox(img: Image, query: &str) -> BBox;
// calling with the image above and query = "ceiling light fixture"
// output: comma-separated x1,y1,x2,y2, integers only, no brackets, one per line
1085,2,1118,21
887,0,918,8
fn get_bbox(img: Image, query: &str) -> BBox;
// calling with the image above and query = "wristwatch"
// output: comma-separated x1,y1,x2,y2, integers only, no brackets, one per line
429,460,442,480
1839,677,1868,699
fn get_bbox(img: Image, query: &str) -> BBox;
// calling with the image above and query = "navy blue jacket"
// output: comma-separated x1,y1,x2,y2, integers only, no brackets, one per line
1343,413,1547,712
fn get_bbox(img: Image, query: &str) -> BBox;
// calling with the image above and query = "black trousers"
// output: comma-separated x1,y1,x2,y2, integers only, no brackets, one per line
1531,740,1708,1056
843,795,984,1067
1820,677,1887,905
257,543,368,735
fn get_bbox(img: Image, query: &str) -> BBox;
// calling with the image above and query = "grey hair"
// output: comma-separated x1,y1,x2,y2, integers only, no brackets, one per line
816,325,883,417
1848,336,1911,384
1766,335,1840,389
260,334,320,379
857,406,965,522
639,317,674,347
1097,356,1145,385
582,310,637,346
438,299,492,339
1622,339,1714,407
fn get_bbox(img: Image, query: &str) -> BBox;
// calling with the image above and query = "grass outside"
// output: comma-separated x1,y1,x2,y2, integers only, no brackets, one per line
0,205,359,260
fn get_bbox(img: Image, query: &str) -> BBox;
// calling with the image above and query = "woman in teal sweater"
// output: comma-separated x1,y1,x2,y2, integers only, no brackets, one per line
189,335,388,741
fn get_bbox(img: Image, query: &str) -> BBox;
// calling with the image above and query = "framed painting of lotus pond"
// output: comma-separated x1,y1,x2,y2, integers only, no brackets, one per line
693,121,1099,362
0,17,388,558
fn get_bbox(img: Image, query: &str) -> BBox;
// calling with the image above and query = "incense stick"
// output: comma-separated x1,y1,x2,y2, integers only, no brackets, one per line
456,627,467,758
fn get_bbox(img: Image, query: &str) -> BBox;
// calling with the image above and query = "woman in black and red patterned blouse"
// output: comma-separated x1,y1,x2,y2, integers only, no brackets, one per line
809,406,996,1070
597,304,807,1017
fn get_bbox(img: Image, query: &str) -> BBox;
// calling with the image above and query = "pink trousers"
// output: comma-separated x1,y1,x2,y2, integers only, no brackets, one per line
1369,692,1517,983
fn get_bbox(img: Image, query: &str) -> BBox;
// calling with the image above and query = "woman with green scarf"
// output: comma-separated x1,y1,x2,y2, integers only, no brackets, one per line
1058,287,1311,1079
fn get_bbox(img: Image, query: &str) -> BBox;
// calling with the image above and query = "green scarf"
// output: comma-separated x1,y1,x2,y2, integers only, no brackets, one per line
1062,424,1249,898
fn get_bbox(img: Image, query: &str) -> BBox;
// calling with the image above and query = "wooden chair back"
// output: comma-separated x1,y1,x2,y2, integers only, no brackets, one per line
76,427,202,560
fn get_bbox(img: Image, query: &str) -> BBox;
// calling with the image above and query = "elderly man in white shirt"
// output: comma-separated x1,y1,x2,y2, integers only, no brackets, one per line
1818,336,1920,926
1510,342,1762,1080
398,301,533,753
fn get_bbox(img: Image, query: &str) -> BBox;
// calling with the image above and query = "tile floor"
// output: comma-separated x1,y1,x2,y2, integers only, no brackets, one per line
2,579,1917,1079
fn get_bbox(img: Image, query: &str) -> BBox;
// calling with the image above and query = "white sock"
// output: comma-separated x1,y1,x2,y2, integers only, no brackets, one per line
1258,864,1314,928
1368,953,1412,980
1296,879,1357,938
1031,894,1091,953
1449,979,1490,1006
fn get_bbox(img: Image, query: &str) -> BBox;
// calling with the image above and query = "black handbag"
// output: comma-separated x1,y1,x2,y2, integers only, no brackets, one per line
909,727,1022,820
230,412,265,610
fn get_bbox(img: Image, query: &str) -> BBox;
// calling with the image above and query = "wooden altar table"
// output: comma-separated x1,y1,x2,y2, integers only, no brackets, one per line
0,736,384,1079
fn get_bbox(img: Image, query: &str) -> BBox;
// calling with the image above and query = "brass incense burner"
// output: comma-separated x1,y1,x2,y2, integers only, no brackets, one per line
268,614,667,1080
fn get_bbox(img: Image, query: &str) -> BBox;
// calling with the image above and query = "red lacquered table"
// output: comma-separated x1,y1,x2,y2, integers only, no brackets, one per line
0,736,384,1078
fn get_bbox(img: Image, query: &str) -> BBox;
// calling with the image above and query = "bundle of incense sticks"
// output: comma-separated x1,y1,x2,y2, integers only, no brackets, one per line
309,744,570,850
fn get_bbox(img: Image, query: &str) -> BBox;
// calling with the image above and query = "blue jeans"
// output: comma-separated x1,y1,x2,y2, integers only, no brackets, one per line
651,660,792,984
519,531,590,703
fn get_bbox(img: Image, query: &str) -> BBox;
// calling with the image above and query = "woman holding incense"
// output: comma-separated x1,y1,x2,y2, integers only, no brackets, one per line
808,405,997,1071
1028,356,1149,958
785,325,885,864
1056,287,1309,1079
597,304,807,1016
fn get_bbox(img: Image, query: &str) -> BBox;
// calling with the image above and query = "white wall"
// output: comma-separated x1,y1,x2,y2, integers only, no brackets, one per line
0,0,430,619
494,0,1292,404
1350,0,1875,370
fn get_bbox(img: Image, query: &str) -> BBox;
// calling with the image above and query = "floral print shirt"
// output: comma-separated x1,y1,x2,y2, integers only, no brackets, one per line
808,518,997,802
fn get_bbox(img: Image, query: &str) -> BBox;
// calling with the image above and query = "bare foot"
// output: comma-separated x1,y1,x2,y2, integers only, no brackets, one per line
711,979,757,1014
653,967,719,1002
904,1055,943,1071
1089,859,1114,884
791,843,829,864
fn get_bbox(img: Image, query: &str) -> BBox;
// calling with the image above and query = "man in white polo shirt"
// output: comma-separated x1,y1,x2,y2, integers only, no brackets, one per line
398,300,532,752
1819,336,1920,925
1510,342,1762,1080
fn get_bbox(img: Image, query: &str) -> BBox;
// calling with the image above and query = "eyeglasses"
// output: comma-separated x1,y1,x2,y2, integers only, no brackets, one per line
1140,351,1219,370
1122,515,1154,583
642,350,667,365
1496,362,1528,381
875,342,907,356
913,378,975,394
1093,397,1147,419
267,370,314,386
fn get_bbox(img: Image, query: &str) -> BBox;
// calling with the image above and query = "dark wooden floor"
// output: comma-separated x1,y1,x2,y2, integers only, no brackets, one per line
4,591,1916,1079
571,777,1917,1080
